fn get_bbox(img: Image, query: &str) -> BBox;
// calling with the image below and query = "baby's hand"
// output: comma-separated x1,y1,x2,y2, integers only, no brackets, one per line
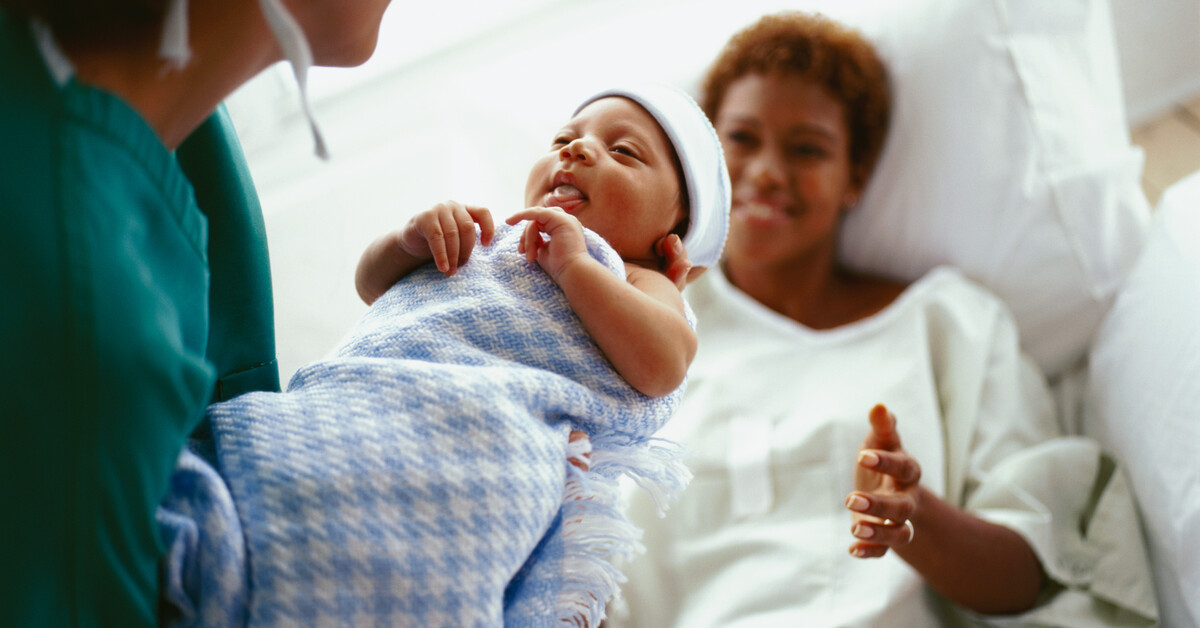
401,201,495,276
846,404,921,559
505,207,590,283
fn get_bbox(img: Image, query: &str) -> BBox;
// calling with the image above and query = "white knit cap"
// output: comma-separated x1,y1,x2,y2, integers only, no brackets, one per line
575,84,731,269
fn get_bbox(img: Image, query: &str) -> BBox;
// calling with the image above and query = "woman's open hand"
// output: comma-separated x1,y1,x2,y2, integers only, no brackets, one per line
846,403,921,558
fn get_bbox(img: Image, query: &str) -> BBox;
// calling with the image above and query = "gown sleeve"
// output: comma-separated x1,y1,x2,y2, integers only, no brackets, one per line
939,288,1158,626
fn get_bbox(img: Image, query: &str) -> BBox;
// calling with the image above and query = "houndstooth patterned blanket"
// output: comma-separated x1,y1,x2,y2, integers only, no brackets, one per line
158,223,691,627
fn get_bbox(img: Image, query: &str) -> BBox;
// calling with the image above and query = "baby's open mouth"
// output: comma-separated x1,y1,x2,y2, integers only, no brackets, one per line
551,184,586,202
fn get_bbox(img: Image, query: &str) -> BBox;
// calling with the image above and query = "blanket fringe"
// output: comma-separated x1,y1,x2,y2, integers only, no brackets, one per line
555,437,693,626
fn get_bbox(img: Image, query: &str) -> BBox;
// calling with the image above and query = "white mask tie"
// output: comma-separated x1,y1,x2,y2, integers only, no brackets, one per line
158,0,190,70
257,0,329,160
155,0,330,159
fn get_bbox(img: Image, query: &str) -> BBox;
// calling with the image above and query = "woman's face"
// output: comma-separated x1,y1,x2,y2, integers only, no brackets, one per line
714,72,859,268
284,0,393,67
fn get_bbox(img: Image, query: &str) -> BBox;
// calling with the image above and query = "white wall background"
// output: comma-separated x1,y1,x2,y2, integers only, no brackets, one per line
1110,0,1200,125
226,0,1200,384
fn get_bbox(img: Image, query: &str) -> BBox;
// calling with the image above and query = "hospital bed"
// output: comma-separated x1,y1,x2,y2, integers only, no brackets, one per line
225,0,1199,624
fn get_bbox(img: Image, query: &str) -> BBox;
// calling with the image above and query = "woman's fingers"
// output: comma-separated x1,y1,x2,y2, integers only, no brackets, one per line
848,541,890,559
851,519,913,545
857,449,922,487
866,403,902,450
845,491,914,524
848,518,914,557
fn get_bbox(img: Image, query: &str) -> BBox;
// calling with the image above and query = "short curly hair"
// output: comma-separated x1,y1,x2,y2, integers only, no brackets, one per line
701,11,891,186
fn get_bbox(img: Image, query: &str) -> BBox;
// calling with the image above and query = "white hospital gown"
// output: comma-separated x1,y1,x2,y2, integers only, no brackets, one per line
611,266,1157,627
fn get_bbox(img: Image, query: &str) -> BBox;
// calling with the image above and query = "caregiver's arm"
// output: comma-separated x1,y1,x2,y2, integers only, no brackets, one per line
846,404,1043,616
507,208,696,398
355,201,495,305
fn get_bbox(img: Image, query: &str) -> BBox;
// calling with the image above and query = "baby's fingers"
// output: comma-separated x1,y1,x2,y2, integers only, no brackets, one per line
858,450,922,487
417,216,452,274
521,220,543,263
465,205,495,246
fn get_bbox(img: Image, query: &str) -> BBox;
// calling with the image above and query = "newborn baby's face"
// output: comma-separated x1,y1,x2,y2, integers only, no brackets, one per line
524,97,684,266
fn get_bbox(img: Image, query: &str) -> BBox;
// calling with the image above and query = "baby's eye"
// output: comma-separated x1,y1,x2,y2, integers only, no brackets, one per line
551,135,572,148
611,145,637,158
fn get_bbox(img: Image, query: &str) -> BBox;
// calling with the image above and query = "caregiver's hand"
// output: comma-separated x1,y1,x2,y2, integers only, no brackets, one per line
355,200,495,304
655,233,691,292
846,403,920,559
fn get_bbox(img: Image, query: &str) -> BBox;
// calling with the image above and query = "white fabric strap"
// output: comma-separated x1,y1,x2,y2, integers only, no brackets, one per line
30,20,74,85
257,0,329,160
30,1,328,160
158,0,190,69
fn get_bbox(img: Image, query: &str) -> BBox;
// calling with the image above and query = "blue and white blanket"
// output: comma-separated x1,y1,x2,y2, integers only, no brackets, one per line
158,224,691,627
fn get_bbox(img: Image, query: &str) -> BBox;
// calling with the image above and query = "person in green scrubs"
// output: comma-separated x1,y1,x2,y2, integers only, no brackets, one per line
0,0,391,624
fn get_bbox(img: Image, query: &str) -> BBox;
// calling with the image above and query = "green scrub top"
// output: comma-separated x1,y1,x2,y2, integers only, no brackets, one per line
0,11,279,627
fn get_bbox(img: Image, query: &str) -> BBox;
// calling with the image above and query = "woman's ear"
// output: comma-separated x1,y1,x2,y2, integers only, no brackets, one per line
844,164,870,211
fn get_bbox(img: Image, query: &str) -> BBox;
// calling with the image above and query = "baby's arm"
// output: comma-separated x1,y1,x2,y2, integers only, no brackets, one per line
506,207,697,398
355,201,495,304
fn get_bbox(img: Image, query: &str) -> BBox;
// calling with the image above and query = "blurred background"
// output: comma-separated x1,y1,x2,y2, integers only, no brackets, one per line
224,0,1200,384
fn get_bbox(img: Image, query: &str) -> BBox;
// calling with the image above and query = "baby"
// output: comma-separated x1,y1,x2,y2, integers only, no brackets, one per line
158,84,730,628
355,84,730,397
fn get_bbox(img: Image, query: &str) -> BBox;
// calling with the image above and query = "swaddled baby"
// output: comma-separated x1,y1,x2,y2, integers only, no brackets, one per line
159,84,730,628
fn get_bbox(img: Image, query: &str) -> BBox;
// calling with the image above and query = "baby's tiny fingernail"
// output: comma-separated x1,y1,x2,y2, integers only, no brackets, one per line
849,546,867,558
858,451,880,468
845,494,869,512
852,523,875,539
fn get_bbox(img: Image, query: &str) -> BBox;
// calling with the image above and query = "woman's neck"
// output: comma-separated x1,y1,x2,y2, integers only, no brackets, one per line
57,3,278,150
724,246,907,330
724,248,837,328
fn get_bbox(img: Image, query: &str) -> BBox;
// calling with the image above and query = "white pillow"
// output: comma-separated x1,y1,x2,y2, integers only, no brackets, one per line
837,0,1150,378
1082,171,1200,628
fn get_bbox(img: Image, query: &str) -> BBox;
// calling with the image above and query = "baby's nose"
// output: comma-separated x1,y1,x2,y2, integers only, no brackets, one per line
560,137,595,162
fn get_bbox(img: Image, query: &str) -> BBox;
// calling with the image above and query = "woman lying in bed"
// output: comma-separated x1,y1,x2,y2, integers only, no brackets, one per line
610,11,1156,627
